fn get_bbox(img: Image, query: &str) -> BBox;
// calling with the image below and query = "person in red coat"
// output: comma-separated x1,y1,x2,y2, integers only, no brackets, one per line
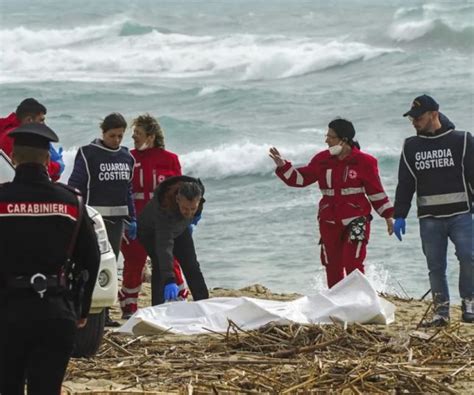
119,114,188,318
0,98,63,181
270,118,394,288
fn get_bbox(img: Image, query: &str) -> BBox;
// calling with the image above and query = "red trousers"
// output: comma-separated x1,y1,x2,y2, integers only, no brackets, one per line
119,238,188,314
319,220,371,288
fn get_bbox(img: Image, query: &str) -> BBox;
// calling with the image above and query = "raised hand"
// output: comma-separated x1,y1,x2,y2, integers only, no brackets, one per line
269,147,286,168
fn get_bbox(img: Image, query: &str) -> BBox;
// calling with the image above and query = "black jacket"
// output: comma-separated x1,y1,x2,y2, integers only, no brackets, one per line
138,176,204,282
0,163,101,321
394,115,473,218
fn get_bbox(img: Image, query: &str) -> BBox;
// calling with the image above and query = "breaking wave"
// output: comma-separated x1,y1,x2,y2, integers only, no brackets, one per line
390,4,474,48
0,18,399,83
389,19,474,46
59,141,401,182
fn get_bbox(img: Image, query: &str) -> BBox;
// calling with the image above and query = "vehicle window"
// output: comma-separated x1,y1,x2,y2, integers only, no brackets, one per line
0,150,15,184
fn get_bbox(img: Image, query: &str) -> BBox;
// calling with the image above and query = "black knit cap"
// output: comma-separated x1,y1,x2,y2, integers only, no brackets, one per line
9,123,58,149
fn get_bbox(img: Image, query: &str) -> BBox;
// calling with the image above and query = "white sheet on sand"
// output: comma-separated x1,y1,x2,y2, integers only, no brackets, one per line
117,270,395,336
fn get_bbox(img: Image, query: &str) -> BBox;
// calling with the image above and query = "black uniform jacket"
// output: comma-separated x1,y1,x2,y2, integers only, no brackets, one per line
0,163,101,321
395,118,474,218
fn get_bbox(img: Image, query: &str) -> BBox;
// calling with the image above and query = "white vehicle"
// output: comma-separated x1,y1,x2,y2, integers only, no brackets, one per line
0,150,117,357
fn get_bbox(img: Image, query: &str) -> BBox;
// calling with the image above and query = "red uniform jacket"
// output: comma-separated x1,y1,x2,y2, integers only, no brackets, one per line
0,113,61,181
131,147,182,213
0,113,19,138
276,147,393,225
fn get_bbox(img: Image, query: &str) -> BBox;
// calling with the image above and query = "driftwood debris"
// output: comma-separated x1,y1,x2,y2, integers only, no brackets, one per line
64,315,472,394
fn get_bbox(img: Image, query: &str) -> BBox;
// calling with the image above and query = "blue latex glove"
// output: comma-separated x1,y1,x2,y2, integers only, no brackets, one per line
393,218,406,241
49,145,62,161
164,283,179,301
188,213,202,234
126,220,137,240
191,213,202,226
49,145,65,175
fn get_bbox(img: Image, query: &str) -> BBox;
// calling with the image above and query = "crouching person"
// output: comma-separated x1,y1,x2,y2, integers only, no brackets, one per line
137,176,209,305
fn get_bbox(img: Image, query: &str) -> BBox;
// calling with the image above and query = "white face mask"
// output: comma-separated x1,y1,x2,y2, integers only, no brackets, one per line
328,144,343,156
137,142,149,151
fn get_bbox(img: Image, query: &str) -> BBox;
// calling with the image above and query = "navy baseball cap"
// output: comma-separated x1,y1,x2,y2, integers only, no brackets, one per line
9,123,58,149
403,95,439,118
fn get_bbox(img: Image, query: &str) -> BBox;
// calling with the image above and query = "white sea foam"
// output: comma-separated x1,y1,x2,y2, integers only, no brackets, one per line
198,86,225,96
390,3,474,43
0,20,123,52
57,142,315,182
58,141,400,182
421,3,473,13
177,142,399,179
0,19,399,83
180,141,322,179
311,264,395,295
184,142,401,179
394,3,474,21
389,18,474,44
393,7,421,19
389,20,436,42
244,40,396,80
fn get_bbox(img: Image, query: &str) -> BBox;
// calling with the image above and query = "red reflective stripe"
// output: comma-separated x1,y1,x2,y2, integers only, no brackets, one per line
0,202,79,220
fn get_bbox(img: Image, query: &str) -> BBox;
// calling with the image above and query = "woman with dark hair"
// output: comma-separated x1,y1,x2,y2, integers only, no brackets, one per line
269,118,394,288
68,112,135,325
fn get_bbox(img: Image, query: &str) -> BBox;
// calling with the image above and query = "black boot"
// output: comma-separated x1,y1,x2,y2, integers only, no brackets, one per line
104,307,121,327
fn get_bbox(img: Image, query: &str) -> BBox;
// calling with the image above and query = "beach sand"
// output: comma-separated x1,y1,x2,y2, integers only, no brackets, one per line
63,284,473,394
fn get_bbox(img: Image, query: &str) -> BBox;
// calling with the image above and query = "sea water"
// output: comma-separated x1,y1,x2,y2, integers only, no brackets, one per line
1,0,473,300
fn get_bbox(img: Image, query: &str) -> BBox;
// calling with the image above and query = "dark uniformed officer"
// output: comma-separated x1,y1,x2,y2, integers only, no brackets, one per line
394,95,473,327
0,123,101,394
